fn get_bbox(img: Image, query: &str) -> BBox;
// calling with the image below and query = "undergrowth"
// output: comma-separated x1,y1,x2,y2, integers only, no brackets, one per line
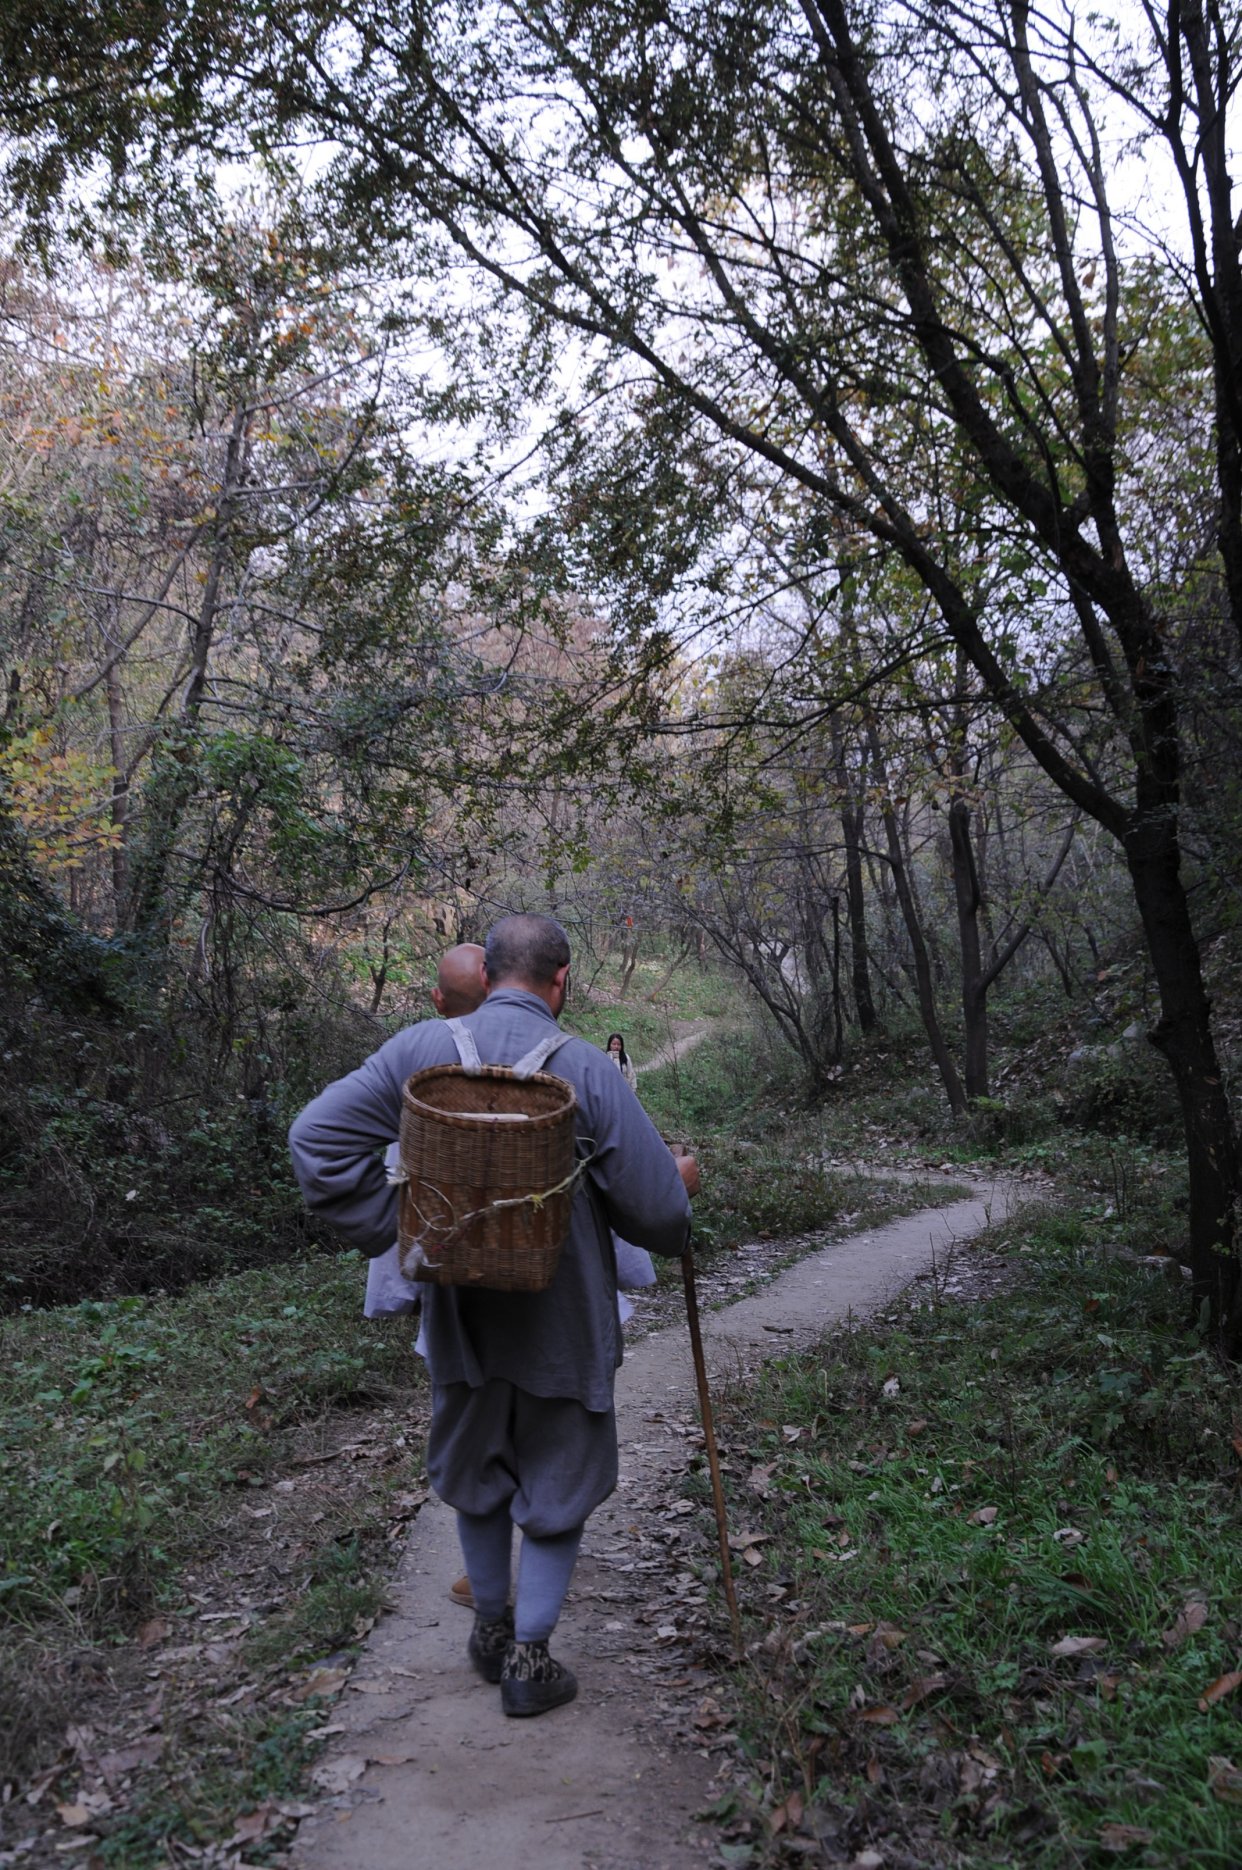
711,1206,1242,1867
0,1249,425,1829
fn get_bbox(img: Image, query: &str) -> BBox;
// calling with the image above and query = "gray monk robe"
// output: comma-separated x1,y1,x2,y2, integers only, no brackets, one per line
288,988,690,1524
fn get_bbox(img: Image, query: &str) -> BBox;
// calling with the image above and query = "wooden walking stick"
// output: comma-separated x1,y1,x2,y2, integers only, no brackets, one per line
681,1239,744,1659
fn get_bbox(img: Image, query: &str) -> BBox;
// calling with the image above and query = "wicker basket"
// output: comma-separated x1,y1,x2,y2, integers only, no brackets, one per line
396,1063,578,1291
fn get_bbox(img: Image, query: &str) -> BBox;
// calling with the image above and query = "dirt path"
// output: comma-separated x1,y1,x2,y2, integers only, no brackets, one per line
636,1018,716,1076
290,1179,1031,1870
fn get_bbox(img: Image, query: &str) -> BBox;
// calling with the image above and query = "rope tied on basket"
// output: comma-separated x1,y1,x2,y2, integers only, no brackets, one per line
389,1144,595,1270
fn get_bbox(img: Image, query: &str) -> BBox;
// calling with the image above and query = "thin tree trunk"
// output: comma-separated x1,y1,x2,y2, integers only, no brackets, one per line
831,716,878,1033
948,793,988,1098
867,724,967,1116
124,399,249,937
105,654,130,918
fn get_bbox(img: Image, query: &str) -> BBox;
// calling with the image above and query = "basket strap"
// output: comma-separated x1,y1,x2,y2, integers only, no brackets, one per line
445,1018,567,1081
511,1031,569,1079
445,1017,485,1075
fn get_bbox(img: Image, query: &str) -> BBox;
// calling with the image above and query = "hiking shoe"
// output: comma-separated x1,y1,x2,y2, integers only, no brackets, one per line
467,1609,514,1684
449,1574,474,1609
499,1639,578,1718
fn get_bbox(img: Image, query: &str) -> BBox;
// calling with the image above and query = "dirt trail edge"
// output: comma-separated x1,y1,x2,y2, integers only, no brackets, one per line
292,1179,1030,1870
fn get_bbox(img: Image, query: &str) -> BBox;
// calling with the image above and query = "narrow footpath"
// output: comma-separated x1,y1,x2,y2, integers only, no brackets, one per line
291,1180,1030,1870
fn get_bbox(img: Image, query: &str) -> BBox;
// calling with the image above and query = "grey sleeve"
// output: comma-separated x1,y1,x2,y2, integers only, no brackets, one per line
574,1046,691,1256
287,1028,433,1255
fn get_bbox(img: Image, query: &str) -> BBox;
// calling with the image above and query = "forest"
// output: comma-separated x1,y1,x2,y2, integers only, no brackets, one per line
2,2,1242,1865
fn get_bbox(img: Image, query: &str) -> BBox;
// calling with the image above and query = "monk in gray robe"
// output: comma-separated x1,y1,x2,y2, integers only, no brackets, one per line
288,913,698,1716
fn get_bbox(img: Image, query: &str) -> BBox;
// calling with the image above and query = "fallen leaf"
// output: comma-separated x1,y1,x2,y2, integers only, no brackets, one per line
97,1738,164,1779
882,1376,900,1398
135,1618,171,1649
1199,1671,1242,1710
1049,1635,1107,1658
1162,1601,1208,1648
907,1419,928,1436
230,1805,280,1846
767,1788,804,1834
870,1622,906,1652
865,1754,884,1785
291,1666,349,1702
782,1425,803,1443
901,1674,947,1710
742,1548,763,1568
968,1506,998,1526
858,1703,900,1725
1207,1756,1242,1804
310,1755,369,1795
692,1697,728,1731
23,1763,64,1807
1098,1822,1152,1851
56,1804,93,1829
1053,1527,1085,1547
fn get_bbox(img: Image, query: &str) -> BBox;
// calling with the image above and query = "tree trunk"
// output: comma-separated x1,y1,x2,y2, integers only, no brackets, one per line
948,795,988,1099
105,655,130,919
830,892,843,1059
868,725,967,1115
831,717,878,1033
1123,810,1241,1338
124,399,249,938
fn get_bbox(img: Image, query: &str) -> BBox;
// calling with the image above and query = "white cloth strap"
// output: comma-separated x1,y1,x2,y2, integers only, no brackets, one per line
445,1018,566,1080
445,1017,484,1073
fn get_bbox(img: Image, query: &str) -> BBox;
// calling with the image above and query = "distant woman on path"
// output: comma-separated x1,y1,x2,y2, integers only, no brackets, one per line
606,1032,637,1090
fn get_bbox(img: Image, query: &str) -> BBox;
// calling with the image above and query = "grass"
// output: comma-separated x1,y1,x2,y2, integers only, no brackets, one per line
0,1251,427,1860
0,1252,420,1633
4,952,1219,1863
710,1206,1242,1867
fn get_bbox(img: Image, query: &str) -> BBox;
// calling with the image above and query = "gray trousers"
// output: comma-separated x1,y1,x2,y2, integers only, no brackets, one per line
427,1380,618,1537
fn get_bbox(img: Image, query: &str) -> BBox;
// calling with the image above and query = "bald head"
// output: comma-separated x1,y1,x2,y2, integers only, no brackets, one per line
431,943,487,1019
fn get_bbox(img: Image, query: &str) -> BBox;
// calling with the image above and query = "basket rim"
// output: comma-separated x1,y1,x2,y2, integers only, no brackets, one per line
401,1062,577,1130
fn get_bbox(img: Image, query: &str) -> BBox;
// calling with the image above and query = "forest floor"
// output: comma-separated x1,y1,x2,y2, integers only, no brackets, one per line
287,1178,1030,1870
0,1168,1011,1870
7,967,1242,1868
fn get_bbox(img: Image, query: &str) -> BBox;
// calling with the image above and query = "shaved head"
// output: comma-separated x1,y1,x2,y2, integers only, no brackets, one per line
484,915,571,988
431,943,486,1018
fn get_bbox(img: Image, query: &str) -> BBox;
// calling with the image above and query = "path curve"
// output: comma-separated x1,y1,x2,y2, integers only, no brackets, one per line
291,1178,1033,1870
635,1017,716,1076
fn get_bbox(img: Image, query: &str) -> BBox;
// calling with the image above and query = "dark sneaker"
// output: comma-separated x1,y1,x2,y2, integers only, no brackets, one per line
467,1609,514,1684
499,1639,578,1718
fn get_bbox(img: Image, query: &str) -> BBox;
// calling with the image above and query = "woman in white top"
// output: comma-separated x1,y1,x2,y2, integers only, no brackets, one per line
606,1032,637,1089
